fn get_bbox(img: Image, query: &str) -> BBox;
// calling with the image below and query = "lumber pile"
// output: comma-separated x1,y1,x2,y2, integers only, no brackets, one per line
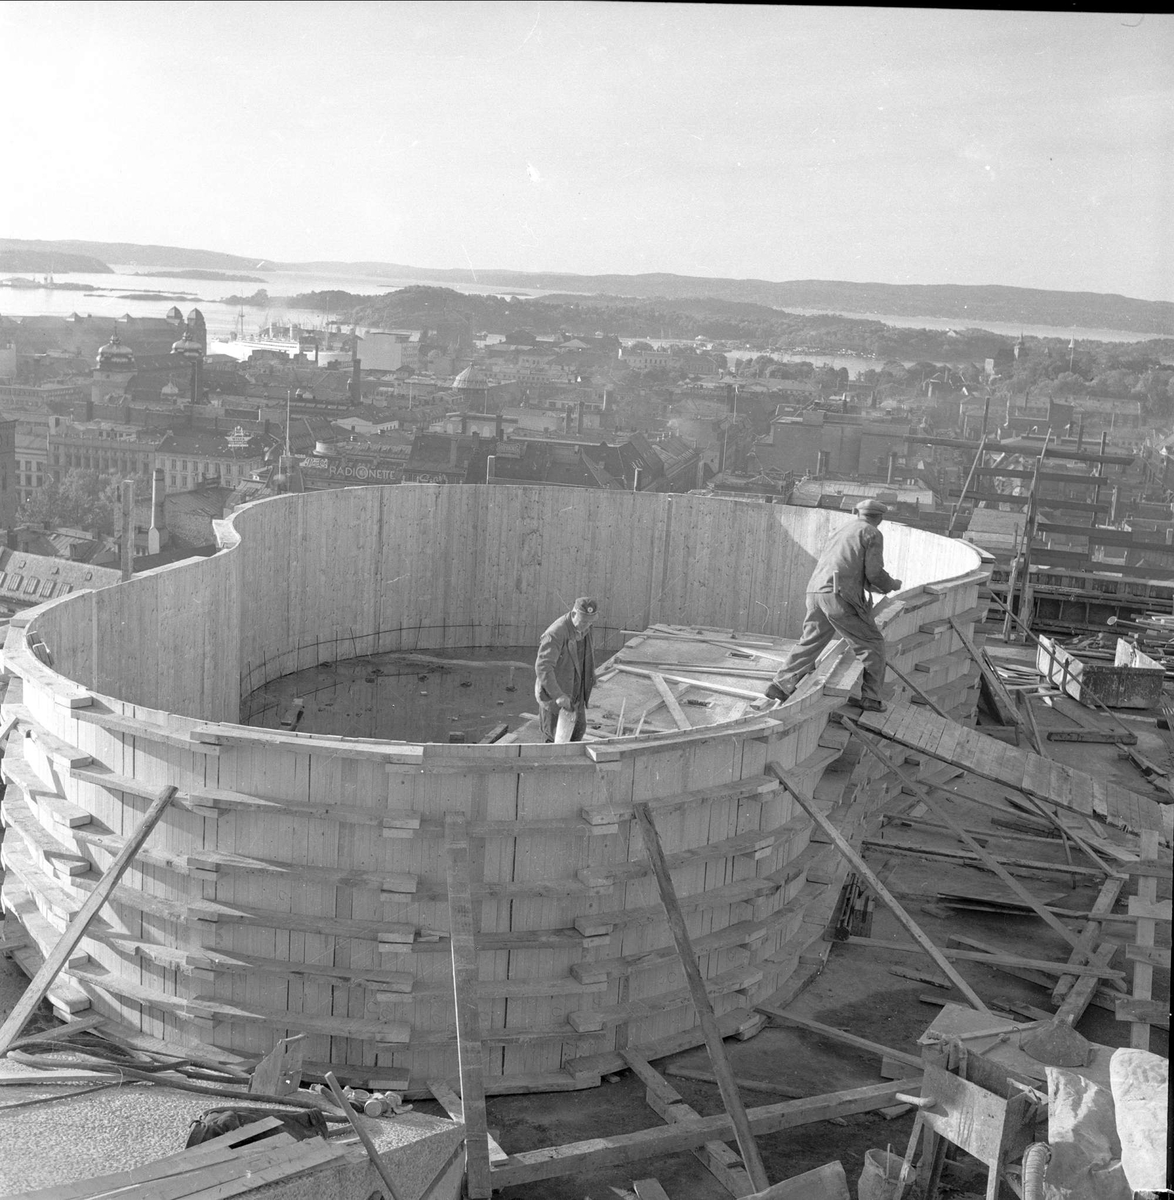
12,1116,350,1200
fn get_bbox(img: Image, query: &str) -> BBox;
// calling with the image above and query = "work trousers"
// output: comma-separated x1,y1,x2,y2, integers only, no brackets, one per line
772,592,887,705
539,699,587,743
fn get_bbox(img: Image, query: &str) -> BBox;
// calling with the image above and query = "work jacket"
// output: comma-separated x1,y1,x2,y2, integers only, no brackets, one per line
807,518,900,609
534,614,596,706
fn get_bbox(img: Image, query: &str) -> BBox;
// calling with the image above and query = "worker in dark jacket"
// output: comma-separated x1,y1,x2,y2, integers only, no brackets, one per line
535,596,599,742
764,499,902,712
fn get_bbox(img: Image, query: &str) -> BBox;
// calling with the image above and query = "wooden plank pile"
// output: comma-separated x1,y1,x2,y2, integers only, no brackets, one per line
13,1117,351,1200
841,698,1169,1043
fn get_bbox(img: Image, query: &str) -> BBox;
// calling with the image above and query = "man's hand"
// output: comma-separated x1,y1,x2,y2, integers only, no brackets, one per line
891,578,903,591
556,694,574,711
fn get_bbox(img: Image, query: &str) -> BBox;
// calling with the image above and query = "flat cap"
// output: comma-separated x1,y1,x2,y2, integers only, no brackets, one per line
854,498,888,515
573,596,600,615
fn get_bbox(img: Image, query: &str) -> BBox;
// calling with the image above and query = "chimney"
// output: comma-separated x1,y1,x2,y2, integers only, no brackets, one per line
148,467,167,554
577,399,585,436
449,437,460,468
817,450,830,476
887,451,898,484
120,480,134,581
495,412,504,440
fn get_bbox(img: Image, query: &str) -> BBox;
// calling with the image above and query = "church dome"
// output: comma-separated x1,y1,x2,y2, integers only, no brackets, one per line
453,364,488,390
172,330,203,359
96,333,135,369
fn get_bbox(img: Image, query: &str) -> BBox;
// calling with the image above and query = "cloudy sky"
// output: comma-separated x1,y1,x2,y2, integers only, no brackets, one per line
2,3,1171,300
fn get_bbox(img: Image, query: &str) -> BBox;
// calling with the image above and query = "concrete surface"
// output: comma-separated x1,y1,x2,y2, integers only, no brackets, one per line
0,1053,463,1200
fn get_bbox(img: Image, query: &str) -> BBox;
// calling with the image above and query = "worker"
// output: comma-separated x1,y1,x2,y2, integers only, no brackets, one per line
763,498,902,712
535,596,599,742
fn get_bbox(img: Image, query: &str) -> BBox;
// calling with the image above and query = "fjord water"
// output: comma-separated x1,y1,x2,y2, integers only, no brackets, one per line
0,267,1157,346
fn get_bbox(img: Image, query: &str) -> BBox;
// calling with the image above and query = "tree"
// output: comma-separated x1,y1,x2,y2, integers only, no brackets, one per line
20,470,123,536
1051,372,1088,397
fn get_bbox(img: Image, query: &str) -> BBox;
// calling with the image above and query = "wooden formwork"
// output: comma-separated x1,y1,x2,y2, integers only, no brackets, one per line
0,486,986,1093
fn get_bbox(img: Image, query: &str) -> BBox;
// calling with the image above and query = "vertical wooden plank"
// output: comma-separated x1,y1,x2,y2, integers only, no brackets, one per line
1129,830,1159,1051
632,801,771,1193
444,812,492,1199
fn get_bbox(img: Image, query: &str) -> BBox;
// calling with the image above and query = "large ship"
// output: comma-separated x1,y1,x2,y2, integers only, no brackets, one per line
211,315,352,366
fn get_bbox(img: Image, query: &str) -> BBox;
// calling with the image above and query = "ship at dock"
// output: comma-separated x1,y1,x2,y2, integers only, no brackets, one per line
211,315,353,365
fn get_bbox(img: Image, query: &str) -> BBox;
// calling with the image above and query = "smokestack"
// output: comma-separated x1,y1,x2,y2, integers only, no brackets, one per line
120,480,134,580
887,450,898,484
351,325,361,405
449,437,459,468
817,450,830,476
577,399,585,436
148,467,166,554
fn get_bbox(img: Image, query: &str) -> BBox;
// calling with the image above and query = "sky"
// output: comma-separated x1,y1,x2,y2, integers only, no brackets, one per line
2,3,1172,301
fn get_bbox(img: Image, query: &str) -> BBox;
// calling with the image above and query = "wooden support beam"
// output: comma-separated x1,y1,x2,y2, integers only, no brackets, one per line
947,933,1133,1022
488,1077,923,1188
887,661,950,720
615,663,765,700
1128,830,1160,1051
443,813,492,1199
948,618,1023,735
324,1071,401,1200
1051,876,1127,1007
1018,692,1048,757
755,1007,923,1070
1015,794,1122,882
428,1080,508,1163
766,763,992,1015
843,936,1124,980
0,786,176,1057
1054,944,1120,1029
623,1049,754,1197
632,801,771,1193
664,1064,805,1098
650,672,692,731
845,721,1096,958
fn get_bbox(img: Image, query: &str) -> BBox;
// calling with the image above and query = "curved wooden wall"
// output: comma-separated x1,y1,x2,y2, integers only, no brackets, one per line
1,486,985,1093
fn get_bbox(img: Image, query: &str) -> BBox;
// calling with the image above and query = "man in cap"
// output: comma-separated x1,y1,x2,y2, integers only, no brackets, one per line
763,498,902,712
535,596,599,742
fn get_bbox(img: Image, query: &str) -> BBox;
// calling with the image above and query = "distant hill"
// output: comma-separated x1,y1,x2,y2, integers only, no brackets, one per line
0,239,271,272
2,238,1170,335
0,246,111,273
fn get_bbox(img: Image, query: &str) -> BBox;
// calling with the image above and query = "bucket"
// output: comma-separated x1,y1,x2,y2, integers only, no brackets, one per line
857,1148,906,1200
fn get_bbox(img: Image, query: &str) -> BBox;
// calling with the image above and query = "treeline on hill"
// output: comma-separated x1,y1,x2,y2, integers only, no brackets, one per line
247,286,1174,408
274,285,1012,361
